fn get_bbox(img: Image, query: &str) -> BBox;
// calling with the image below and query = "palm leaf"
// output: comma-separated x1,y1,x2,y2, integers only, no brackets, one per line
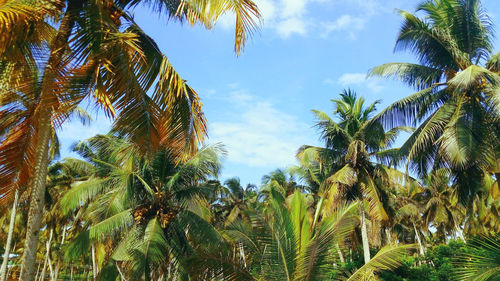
454,235,500,281
89,208,133,241
345,244,416,281
369,62,443,90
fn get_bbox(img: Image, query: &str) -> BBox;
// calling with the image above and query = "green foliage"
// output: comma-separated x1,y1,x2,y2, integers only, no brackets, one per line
378,240,477,281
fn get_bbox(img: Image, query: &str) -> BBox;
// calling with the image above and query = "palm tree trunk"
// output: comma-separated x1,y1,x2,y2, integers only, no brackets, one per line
38,228,53,281
116,263,127,281
0,190,19,281
20,113,51,281
385,227,392,245
19,2,81,279
34,263,41,281
413,223,425,256
52,227,66,281
336,243,345,263
91,244,97,281
455,225,465,241
360,204,371,264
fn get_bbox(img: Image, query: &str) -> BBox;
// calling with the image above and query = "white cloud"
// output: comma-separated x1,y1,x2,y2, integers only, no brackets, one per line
338,73,366,85
321,14,366,39
208,89,311,168
336,72,384,93
216,0,410,40
276,17,307,38
281,0,307,18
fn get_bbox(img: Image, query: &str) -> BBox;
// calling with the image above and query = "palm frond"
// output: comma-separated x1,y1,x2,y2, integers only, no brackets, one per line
369,63,443,90
448,65,499,90
345,244,416,281
454,235,500,281
295,202,359,281
89,209,133,241
60,177,109,214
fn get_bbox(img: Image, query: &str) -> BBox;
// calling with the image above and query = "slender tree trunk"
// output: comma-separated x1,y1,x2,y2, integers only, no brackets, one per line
38,229,53,281
52,227,66,281
91,245,97,281
70,266,73,281
385,227,392,245
4,242,16,281
116,263,127,281
455,225,465,241
38,260,46,281
34,263,41,281
19,2,81,279
336,243,345,263
413,223,425,256
239,243,247,268
0,190,19,281
47,249,54,281
360,204,371,264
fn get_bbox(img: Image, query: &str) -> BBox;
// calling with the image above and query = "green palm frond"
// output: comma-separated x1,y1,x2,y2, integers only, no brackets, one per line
448,65,499,90
63,230,90,261
369,62,443,90
486,51,500,71
312,109,352,149
454,235,500,281
370,86,448,129
345,244,416,281
394,8,465,69
60,177,109,214
89,209,133,241
295,202,359,281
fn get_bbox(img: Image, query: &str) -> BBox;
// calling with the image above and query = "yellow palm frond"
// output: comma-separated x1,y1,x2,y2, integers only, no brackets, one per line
177,0,261,54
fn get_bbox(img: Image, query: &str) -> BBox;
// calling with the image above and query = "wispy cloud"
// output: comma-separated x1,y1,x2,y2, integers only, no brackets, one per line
321,14,366,39
332,72,384,93
216,0,414,39
216,0,400,39
208,87,312,168
276,17,308,37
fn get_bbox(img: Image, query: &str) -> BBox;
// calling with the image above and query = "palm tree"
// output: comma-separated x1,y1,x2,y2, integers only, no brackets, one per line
187,188,415,280
60,134,226,280
369,0,500,203
261,168,309,198
464,171,500,236
420,168,466,242
217,177,258,226
0,1,261,279
298,90,412,264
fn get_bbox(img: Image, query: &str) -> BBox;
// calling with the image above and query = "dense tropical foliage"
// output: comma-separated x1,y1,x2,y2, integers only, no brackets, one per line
1,0,499,280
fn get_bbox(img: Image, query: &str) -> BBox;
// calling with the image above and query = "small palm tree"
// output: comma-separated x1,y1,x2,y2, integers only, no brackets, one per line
61,134,226,280
298,90,412,264
187,188,415,280
420,168,466,241
261,168,309,198
217,177,258,226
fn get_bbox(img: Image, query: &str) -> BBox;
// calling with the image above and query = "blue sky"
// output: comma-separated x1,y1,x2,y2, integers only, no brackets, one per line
58,0,500,186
